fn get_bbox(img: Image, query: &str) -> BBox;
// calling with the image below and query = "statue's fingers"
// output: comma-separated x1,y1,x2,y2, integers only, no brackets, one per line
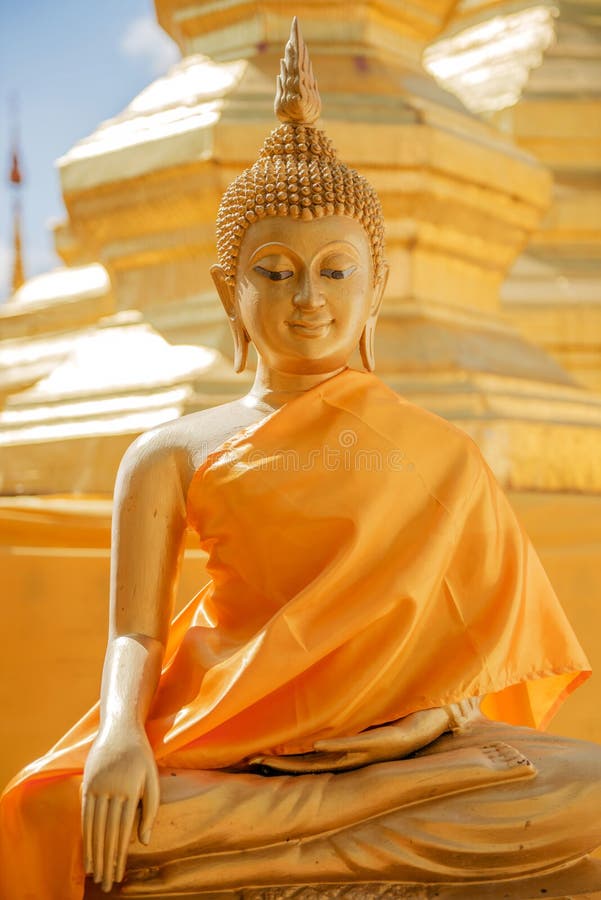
297,751,366,772
102,796,124,893
250,751,347,772
335,751,369,770
82,793,95,875
115,797,137,884
139,768,160,845
316,724,412,754
314,733,382,752
132,804,141,842
92,794,109,884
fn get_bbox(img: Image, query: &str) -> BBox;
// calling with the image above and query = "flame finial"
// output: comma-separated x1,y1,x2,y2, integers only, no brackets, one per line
275,17,321,125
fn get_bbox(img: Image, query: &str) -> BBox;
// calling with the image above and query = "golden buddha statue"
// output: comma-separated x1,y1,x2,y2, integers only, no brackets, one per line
1,18,601,900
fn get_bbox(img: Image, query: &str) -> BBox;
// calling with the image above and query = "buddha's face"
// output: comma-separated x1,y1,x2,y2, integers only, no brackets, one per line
212,215,386,375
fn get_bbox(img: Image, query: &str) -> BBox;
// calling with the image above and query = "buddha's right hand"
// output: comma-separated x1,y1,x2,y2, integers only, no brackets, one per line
82,725,160,893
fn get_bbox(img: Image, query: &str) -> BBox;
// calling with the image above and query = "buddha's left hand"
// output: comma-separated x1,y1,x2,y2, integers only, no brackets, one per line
251,707,460,774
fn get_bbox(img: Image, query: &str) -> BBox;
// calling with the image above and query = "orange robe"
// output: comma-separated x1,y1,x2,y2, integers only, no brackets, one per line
0,367,590,899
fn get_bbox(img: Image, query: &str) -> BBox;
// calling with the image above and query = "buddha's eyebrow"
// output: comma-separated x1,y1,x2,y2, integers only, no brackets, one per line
319,241,361,259
248,244,296,265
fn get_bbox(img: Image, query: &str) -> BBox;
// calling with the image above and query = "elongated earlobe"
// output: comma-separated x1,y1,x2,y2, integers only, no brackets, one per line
360,265,389,372
211,264,250,374
359,320,376,372
232,324,250,374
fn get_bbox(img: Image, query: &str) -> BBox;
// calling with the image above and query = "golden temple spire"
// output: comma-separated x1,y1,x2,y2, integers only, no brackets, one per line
8,102,26,295
11,204,25,294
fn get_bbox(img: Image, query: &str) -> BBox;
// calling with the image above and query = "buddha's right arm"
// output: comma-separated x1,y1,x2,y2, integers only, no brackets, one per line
82,433,189,893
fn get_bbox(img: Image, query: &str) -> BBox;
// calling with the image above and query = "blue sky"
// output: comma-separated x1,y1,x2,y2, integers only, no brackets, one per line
0,0,179,302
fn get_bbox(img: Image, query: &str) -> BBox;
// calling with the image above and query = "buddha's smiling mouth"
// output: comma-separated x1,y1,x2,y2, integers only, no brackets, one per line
287,319,334,337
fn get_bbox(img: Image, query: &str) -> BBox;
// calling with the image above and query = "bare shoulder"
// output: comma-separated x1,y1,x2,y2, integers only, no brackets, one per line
117,397,264,494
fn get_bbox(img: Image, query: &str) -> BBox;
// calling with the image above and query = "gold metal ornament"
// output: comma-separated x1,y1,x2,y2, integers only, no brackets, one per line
275,16,321,126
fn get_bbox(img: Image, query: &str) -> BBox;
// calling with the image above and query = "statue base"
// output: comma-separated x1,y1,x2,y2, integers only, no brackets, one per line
85,856,601,899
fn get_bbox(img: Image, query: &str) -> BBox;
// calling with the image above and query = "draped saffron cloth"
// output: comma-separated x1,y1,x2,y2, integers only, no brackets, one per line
0,367,591,898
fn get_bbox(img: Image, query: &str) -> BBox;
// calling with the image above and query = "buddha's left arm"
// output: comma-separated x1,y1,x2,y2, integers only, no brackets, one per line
312,708,452,768
254,700,482,773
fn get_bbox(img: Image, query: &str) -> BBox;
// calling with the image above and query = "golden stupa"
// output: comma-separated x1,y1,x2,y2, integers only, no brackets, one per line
1,0,600,795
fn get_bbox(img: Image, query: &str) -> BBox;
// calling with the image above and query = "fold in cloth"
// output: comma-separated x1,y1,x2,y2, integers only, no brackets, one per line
0,367,592,900
144,367,589,765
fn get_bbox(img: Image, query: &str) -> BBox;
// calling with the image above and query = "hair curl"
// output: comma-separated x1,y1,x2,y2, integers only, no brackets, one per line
216,124,385,286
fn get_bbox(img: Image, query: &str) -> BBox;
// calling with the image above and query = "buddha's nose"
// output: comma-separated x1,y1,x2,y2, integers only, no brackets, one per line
292,272,326,309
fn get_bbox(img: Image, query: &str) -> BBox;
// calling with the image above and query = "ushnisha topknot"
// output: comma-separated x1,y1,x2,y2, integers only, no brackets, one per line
215,17,385,285
274,15,321,125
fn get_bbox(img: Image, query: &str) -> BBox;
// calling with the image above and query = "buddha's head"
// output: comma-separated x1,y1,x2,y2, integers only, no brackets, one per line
211,18,388,375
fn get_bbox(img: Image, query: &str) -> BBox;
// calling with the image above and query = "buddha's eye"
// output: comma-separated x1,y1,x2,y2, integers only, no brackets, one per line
321,266,357,280
254,265,294,281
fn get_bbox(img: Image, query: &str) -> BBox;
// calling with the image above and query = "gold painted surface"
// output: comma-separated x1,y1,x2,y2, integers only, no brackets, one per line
512,492,601,745
81,722,600,895
502,293,601,392
0,1,597,492
3,9,601,880
50,41,567,471
0,265,113,341
500,7,600,390
424,4,557,114
0,530,208,794
425,0,601,390
0,313,245,495
156,0,463,57
1,488,598,785
84,885,601,900
46,3,574,512
0,489,600,879
55,27,551,357
1,9,601,892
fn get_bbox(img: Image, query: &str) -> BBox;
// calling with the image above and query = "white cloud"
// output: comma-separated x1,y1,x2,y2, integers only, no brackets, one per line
121,15,180,76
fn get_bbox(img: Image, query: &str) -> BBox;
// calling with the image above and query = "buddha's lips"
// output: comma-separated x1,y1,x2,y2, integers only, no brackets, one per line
287,319,334,335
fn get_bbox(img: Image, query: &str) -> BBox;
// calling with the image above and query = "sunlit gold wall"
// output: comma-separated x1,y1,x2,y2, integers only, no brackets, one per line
0,510,209,792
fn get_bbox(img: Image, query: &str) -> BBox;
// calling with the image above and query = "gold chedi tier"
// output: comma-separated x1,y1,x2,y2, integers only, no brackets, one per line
53,0,601,492
501,1,601,393
155,0,463,58
0,265,113,404
57,7,551,333
0,311,246,495
412,0,601,760
425,0,601,393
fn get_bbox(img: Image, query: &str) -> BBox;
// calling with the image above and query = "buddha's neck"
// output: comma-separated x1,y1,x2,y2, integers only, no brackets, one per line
245,361,348,409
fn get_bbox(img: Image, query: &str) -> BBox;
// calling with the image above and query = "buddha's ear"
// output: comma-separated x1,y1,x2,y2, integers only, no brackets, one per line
370,262,389,319
211,264,250,373
210,264,236,318
360,264,389,373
